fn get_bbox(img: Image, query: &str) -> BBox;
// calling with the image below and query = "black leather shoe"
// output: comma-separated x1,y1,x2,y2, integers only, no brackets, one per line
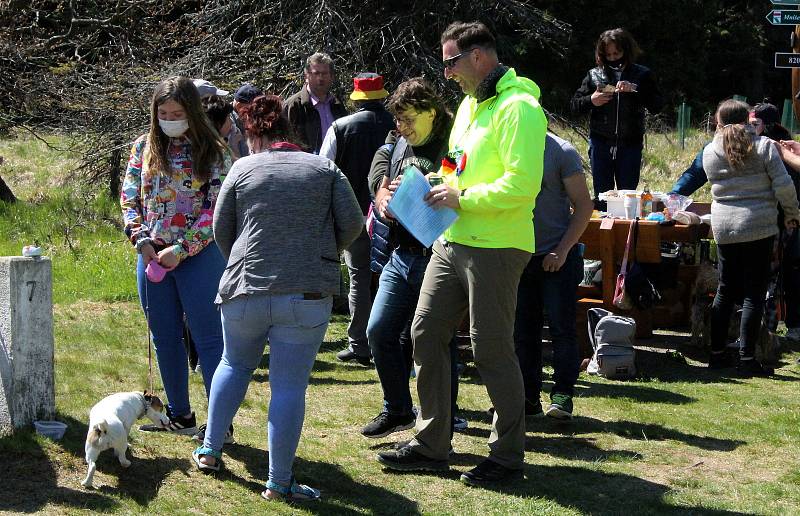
336,349,371,367
377,445,449,472
460,459,523,486
737,358,774,377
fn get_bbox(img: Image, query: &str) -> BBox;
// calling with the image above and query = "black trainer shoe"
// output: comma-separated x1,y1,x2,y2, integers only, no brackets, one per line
394,439,454,456
192,423,235,445
361,412,415,439
460,459,523,486
377,445,449,472
336,348,371,367
140,408,197,435
737,358,774,377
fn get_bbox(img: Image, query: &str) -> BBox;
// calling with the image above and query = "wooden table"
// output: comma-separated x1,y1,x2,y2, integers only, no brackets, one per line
576,217,710,354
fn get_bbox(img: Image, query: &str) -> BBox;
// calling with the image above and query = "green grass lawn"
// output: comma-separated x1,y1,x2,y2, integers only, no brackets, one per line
1,132,800,514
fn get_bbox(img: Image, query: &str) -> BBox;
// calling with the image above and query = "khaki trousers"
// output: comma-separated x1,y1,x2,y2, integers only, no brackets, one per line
409,240,530,468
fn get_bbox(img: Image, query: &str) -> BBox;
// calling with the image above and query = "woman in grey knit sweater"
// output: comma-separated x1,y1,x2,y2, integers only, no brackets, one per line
702,99,799,376
193,94,363,501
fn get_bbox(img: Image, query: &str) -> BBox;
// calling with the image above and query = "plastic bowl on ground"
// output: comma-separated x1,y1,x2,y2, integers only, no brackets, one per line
34,420,68,440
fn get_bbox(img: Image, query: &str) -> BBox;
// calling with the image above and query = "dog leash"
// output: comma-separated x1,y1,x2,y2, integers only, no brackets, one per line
144,275,155,394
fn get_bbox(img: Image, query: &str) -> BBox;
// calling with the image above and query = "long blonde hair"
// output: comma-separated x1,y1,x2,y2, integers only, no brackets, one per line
715,99,753,169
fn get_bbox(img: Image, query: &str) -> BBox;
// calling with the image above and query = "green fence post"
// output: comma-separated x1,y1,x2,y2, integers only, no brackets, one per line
676,102,690,149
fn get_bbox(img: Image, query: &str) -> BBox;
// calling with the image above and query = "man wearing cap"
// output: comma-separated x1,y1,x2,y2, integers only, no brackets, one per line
320,73,395,366
284,52,348,154
193,79,229,99
376,21,546,486
229,83,262,160
233,83,262,118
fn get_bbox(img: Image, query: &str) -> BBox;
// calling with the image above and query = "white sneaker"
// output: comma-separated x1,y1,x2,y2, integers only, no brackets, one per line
785,327,800,341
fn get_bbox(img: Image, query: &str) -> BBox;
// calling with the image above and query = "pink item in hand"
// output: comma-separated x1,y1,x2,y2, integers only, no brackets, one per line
146,261,174,283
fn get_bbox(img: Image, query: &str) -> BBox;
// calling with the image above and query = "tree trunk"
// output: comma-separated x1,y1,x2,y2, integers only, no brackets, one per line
0,174,15,203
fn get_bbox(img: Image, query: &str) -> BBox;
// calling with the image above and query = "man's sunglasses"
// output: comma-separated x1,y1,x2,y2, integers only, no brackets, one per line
443,47,478,68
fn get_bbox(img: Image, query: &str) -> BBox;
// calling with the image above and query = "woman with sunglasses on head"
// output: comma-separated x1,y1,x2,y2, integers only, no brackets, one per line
120,76,231,434
704,99,799,376
192,94,362,502
571,28,663,206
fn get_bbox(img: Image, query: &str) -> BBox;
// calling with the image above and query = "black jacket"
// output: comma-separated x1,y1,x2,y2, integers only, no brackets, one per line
571,63,664,146
332,102,395,214
369,129,449,234
283,86,348,153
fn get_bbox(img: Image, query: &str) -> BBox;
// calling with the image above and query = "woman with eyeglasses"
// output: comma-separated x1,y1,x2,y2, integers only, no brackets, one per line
120,76,231,434
360,78,466,440
571,28,664,207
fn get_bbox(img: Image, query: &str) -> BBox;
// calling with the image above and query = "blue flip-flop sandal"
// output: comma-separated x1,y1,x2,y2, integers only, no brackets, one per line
192,446,222,472
262,476,320,502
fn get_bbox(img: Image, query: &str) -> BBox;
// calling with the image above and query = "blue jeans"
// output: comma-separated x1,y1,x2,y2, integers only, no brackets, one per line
203,293,331,485
514,245,583,399
367,249,459,418
589,136,643,197
136,244,225,416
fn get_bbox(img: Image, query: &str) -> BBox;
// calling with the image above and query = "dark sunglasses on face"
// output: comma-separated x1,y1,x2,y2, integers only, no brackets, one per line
443,47,478,68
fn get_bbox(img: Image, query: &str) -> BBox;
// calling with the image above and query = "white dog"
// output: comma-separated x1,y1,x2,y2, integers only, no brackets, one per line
81,391,169,488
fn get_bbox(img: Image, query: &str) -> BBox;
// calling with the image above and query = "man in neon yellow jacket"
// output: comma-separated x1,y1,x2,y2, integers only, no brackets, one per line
377,21,546,486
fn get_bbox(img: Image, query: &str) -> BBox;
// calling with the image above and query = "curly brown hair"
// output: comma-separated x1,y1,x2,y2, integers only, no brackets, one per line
239,94,299,146
387,77,452,142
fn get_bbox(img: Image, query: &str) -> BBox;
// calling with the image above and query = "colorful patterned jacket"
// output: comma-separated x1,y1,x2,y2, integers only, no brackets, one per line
120,134,231,262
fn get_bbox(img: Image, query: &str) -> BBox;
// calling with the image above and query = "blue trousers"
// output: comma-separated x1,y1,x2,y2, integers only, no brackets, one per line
367,249,459,418
136,244,225,416
514,245,583,399
589,136,643,197
203,293,331,486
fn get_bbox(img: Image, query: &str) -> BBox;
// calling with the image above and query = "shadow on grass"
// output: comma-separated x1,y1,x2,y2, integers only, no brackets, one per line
0,413,189,512
574,378,697,404
458,374,697,404
495,464,743,515
457,415,742,452
537,415,744,452
320,338,348,353
222,442,420,514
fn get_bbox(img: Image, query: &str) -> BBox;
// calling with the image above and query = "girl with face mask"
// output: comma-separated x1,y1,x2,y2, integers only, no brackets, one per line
571,28,664,208
120,76,231,436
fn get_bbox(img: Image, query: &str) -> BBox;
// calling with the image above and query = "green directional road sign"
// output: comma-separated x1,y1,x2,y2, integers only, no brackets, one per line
767,9,800,25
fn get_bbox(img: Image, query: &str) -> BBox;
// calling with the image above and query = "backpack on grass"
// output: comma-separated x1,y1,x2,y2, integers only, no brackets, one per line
587,308,637,379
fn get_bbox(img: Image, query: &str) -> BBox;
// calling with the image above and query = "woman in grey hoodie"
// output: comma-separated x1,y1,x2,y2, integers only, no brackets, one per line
192,94,363,501
702,99,800,376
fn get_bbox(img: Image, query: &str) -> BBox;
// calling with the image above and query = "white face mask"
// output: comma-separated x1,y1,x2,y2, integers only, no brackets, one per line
158,118,189,138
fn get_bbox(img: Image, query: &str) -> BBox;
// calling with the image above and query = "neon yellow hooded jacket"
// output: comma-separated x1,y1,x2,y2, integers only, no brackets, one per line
444,67,546,253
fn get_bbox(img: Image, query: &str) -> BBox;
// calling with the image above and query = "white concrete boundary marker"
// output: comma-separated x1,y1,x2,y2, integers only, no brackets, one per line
0,257,55,436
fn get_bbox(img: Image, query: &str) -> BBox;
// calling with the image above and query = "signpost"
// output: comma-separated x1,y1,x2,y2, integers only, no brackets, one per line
768,1,800,127
775,52,800,67
766,9,800,25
